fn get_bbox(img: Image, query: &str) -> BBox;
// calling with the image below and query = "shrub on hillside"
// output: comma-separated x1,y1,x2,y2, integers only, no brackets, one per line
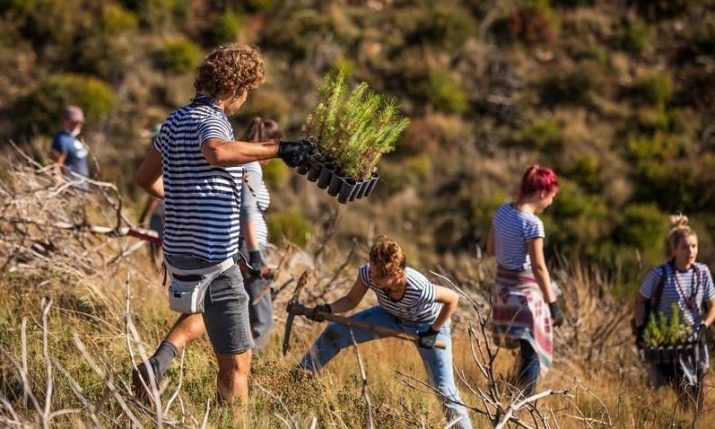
404,0,476,51
613,203,667,261
619,18,651,54
262,159,290,189
211,11,244,45
493,0,559,45
101,3,139,33
426,71,468,114
512,117,561,149
268,208,311,247
634,72,674,108
539,69,602,107
15,74,116,136
155,37,202,74
562,155,601,192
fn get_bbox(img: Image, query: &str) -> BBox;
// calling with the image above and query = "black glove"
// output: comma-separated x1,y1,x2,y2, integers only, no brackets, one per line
548,301,564,327
247,250,269,277
697,322,708,344
307,304,331,322
634,324,645,348
418,327,439,349
277,140,311,168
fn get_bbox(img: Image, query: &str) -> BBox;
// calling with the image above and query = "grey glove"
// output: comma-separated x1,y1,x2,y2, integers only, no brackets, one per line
248,250,267,276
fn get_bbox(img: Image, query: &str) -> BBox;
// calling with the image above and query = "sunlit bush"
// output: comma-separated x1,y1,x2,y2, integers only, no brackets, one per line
512,117,561,149
15,74,116,136
212,11,243,45
620,18,651,54
426,71,468,114
268,208,311,247
634,72,673,108
262,159,290,189
155,37,202,74
613,203,667,262
101,3,139,33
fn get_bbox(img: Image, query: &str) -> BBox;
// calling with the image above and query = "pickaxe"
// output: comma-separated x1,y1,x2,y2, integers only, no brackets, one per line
282,272,446,355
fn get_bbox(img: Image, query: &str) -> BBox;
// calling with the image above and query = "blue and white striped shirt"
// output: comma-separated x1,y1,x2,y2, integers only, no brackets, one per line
154,96,243,262
640,262,715,326
358,264,442,324
493,203,545,271
239,161,270,246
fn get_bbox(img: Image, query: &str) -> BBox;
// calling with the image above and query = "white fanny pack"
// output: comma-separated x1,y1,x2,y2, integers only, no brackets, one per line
164,257,235,314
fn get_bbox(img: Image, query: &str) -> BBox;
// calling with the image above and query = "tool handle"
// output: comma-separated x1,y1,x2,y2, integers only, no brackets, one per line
318,312,447,350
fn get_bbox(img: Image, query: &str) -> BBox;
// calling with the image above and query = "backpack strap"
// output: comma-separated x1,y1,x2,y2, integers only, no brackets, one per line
648,263,669,316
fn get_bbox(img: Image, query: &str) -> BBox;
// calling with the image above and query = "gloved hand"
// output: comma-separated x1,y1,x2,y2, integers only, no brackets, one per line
548,301,564,327
248,250,270,278
634,324,645,348
418,327,439,349
277,140,312,168
696,322,708,344
307,304,332,322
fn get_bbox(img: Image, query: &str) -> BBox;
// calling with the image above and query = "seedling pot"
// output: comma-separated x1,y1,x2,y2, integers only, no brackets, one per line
327,173,344,197
337,179,358,204
317,163,335,189
306,161,321,182
361,174,380,198
296,165,308,175
642,342,699,364
349,180,366,201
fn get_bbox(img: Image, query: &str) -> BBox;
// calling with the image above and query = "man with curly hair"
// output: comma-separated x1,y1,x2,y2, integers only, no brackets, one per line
134,44,308,406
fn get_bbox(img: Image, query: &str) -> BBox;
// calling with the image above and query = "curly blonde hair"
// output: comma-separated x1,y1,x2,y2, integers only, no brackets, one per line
194,44,265,98
666,213,697,259
369,236,406,277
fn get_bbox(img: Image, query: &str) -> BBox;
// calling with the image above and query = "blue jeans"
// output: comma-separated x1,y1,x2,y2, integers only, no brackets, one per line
299,306,473,429
517,340,539,396
239,244,273,354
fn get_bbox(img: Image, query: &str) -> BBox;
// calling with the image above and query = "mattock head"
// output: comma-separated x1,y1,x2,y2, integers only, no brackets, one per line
282,270,309,356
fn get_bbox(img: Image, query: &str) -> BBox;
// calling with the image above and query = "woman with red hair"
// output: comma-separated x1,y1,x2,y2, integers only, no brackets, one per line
486,165,563,396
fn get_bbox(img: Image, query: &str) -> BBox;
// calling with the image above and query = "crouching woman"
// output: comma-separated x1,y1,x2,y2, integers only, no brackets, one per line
299,236,473,429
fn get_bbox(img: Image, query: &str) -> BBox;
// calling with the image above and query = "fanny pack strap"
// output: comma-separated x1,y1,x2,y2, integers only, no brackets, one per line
164,257,235,277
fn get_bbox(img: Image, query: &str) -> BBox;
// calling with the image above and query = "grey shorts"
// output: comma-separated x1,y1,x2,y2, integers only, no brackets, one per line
165,254,254,355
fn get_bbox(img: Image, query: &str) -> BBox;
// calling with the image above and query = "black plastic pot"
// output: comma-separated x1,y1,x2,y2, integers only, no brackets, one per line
361,174,379,198
306,161,321,182
316,163,335,189
337,179,358,204
349,180,366,201
327,173,344,197
296,165,308,175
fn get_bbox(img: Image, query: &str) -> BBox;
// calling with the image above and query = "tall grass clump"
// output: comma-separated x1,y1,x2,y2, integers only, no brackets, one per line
304,70,410,181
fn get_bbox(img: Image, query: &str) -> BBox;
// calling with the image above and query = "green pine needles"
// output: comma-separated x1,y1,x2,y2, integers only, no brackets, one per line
305,70,410,181
643,304,694,348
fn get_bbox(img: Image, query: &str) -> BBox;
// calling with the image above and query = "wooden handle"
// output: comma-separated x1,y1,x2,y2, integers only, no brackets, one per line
319,312,447,350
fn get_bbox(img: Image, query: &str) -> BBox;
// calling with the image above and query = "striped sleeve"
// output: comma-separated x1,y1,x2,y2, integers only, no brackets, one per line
411,270,436,305
524,217,545,242
359,264,371,286
639,266,663,299
198,116,232,146
703,267,715,300
153,126,165,152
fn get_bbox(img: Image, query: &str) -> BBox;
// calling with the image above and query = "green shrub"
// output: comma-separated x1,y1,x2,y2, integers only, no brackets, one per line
405,0,476,51
494,0,559,45
562,155,601,192
426,71,468,114
135,0,191,31
268,208,311,247
15,74,116,135
262,159,290,189
513,117,561,149
539,69,602,107
156,37,202,74
643,304,694,348
620,18,651,54
212,11,244,45
613,203,667,261
101,3,138,33
635,72,674,108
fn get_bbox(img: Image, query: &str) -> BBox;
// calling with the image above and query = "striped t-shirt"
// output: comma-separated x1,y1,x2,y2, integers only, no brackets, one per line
239,161,270,246
493,203,545,271
153,95,243,262
358,263,442,324
640,262,715,326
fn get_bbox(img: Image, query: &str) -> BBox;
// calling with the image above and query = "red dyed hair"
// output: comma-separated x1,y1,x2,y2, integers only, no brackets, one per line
519,165,559,197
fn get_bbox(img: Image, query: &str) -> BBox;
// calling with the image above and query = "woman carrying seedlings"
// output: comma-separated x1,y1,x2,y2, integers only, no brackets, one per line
300,236,473,429
486,165,563,396
633,215,715,393
239,117,281,354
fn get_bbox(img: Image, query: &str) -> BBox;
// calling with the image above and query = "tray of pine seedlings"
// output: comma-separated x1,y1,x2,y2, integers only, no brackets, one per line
293,70,409,204
641,304,700,364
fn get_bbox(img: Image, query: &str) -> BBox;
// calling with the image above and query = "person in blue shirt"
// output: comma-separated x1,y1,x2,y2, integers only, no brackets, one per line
50,105,90,187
